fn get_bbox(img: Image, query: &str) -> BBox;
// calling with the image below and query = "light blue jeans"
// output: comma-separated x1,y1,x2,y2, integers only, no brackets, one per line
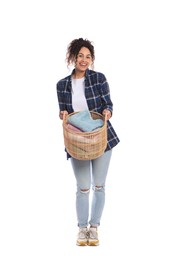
70,150,112,228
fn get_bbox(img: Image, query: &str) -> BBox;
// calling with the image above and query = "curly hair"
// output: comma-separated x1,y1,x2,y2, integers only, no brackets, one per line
66,38,95,69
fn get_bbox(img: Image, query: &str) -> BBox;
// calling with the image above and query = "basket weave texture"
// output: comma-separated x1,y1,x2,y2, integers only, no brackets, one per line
63,111,107,160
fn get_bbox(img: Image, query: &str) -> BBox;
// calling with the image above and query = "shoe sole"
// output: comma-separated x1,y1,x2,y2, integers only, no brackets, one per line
87,241,99,246
76,241,88,246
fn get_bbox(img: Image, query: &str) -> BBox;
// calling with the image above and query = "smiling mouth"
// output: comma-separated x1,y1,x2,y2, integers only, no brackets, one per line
80,63,87,66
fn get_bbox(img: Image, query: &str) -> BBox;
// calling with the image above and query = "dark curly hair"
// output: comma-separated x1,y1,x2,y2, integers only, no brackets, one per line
66,38,95,69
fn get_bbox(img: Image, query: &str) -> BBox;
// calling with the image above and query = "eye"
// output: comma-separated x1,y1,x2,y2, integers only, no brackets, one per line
78,54,83,58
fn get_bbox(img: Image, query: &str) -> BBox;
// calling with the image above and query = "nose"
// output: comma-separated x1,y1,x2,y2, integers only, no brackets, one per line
82,56,87,62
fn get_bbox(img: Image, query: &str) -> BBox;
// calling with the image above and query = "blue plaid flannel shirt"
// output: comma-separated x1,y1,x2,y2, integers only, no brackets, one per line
56,69,120,159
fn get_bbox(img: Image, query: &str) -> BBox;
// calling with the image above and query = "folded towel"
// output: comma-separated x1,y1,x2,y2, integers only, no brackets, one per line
66,130,100,145
67,110,104,132
66,123,83,132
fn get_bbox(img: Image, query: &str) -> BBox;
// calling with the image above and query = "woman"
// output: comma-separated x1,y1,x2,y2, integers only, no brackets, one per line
56,38,120,246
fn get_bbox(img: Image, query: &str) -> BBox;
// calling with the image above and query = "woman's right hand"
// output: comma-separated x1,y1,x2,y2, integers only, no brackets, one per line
59,110,68,120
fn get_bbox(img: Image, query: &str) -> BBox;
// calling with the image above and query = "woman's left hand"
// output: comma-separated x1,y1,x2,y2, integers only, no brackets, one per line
102,109,112,120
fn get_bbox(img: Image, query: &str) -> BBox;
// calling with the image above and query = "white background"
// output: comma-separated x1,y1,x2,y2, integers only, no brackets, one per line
0,0,173,259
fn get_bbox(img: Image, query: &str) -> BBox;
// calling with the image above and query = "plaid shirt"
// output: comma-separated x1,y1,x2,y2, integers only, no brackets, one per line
56,69,120,159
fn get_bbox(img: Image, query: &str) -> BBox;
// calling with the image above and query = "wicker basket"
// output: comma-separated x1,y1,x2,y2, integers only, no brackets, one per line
63,111,107,160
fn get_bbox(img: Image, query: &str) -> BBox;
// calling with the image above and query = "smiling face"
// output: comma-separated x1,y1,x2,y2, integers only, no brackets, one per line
75,47,92,73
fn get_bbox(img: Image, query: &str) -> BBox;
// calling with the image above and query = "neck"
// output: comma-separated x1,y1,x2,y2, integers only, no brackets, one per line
73,70,85,79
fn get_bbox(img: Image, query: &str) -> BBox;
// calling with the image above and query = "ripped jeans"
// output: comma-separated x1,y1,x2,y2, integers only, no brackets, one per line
70,150,112,228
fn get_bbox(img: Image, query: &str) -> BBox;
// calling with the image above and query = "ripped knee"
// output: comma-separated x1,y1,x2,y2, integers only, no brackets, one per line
80,188,90,194
93,185,104,191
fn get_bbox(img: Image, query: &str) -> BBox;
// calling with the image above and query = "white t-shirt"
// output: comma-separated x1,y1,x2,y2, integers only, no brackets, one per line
72,77,88,112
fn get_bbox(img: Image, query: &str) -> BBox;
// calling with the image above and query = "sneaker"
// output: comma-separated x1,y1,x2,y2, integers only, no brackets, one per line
88,227,99,246
76,227,88,246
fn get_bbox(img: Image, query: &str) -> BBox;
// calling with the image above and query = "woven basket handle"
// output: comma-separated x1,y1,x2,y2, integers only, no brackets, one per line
104,113,108,122
62,111,68,122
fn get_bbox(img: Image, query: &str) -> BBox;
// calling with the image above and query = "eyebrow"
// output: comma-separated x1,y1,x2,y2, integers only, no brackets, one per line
78,52,91,56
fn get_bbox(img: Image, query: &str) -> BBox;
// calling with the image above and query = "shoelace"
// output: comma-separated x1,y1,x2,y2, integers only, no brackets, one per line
88,229,98,239
79,229,88,239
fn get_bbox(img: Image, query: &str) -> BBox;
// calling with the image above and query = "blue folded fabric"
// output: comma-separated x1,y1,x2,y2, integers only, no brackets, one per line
67,110,104,132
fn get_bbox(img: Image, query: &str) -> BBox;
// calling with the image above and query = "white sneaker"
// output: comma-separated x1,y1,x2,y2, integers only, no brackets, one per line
76,227,88,246
88,227,99,246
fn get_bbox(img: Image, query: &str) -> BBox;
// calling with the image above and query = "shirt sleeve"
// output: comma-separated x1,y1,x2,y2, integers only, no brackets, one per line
98,73,113,114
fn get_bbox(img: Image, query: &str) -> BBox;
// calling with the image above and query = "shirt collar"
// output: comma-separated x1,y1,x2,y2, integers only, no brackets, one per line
71,68,89,78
